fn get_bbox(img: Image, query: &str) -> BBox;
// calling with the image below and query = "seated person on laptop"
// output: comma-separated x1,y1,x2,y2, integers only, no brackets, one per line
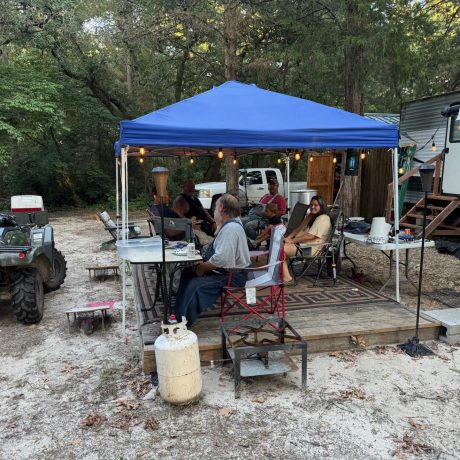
149,192,185,241
248,203,281,249
282,195,331,283
174,194,250,326
243,179,286,240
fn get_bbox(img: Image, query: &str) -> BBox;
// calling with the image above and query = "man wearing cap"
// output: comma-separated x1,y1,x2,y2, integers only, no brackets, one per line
243,178,287,240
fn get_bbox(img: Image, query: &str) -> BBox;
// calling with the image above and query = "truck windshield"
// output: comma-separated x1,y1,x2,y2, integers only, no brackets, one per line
240,170,262,185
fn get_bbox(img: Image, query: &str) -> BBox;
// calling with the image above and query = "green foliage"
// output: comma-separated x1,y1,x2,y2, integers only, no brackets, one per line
0,0,459,207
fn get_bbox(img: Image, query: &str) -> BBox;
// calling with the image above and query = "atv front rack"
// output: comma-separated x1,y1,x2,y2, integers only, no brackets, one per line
0,245,32,254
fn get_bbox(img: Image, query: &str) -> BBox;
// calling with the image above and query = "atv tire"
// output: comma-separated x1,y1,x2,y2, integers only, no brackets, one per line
11,269,44,324
44,249,67,293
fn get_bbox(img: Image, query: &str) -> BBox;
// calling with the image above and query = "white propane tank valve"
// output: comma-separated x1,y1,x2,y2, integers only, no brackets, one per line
154,316,202,405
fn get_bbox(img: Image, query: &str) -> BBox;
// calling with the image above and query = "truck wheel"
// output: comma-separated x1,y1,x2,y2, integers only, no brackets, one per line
44,249,67,293
210,195,222,215
11,269,44,324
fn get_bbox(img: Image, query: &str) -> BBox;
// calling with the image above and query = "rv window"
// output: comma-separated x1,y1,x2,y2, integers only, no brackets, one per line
449,115,460,143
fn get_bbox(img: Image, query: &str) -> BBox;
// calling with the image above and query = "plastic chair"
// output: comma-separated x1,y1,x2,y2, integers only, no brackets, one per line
221,225,286,323
288,211,345,286
96,211,141,245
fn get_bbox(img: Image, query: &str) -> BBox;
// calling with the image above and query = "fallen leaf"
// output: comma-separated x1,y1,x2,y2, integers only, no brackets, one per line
144,417,160,430
251,395,267,404
116,399,140,411
137,448,150,459
396,434,432,455
218,407,236,417
350,335,366,348
407,418,430,430
80,411,106,428
339,387,367,400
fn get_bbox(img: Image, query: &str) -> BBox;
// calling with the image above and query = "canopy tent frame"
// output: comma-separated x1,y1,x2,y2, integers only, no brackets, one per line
115,81,400,337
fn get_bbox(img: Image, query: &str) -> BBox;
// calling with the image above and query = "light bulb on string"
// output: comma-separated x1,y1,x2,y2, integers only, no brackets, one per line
140,147,145,156
232,156,237,165
332,157,337,164
218,148,224,159
398,167,404,175
360,151,366,160
277,158,282,164
309,156,314,163
294,150,301,161
139,157,144,164
189,157,195,165
431,139,436,152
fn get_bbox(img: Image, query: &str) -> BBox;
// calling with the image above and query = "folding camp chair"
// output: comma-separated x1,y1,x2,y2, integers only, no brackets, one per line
96,211,141,246
285,202,309,237
221,225,286,324
288,211,345,286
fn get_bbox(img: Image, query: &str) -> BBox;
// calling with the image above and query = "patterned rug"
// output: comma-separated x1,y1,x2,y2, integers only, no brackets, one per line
132,264,390,325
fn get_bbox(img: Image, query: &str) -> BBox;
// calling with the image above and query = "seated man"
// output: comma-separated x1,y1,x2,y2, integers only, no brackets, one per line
180,180,217,236
174,194,251,325
243,179,286,240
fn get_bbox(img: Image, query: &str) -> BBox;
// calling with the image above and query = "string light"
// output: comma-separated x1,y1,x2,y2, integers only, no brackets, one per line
309,156,314,162
332,157,337,164
140,147,145,156
277,158,282,164
294,150,301,161
232,156,237,165
398,167,404,175
189,157,195,165
139,157,144,164
431,139,436,152
218,148,224,159
360,151,366,160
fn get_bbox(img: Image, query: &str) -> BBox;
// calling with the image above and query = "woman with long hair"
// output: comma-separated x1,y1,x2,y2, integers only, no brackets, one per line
283,195,331,283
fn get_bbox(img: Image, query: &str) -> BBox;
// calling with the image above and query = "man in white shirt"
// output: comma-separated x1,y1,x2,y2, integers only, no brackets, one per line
174,194,250,325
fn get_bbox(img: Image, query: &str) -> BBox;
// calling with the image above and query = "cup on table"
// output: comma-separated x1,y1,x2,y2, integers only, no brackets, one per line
187,242,196,258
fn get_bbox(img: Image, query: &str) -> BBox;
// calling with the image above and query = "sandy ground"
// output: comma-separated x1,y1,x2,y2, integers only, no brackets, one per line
0,211,459,460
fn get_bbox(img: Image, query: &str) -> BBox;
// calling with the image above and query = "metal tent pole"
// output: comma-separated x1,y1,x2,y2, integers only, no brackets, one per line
392,148,400,303
286,154,291,217
121,147,128,339
115,158,120,226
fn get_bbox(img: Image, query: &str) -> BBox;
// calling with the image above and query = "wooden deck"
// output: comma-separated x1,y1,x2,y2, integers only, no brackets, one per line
134,274,441,374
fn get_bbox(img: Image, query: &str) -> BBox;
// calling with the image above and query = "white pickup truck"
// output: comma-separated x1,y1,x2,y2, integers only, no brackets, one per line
195,168,306,211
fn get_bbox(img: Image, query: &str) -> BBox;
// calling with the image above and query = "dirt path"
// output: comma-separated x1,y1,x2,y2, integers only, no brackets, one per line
0,212,459,459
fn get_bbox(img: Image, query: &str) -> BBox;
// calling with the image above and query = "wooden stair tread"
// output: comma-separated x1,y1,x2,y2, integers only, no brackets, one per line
400,223,421,229
428,195,460,201
406,213,434,220
414,204,445,211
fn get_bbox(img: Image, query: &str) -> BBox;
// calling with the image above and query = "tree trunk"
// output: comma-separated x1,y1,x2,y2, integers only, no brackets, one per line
0,47,8,64
339,0,366,218
126,49,133,95
224,0,240,196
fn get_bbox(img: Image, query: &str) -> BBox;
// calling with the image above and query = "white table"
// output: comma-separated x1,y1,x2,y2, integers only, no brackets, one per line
123,247,202,314
343,232,435,292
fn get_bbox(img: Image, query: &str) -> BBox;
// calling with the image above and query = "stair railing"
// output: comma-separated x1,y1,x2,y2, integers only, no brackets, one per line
386,152,443,223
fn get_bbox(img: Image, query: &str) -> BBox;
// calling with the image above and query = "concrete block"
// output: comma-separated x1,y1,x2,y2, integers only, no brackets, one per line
424,308,460,335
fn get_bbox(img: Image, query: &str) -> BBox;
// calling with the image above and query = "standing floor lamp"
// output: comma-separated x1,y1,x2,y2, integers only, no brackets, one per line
399,163,435,357
152,166,170,325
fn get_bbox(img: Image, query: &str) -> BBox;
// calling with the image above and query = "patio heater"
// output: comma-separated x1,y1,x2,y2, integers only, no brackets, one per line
152,166,170,325
399,163,435,357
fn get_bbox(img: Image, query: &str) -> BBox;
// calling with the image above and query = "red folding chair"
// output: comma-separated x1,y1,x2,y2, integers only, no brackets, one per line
221,225,286,323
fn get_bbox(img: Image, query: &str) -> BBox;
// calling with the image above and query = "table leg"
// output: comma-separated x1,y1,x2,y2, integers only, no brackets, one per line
379,250,393,292
342,241,357,271
67,313,71,332
301,344,307,390
101,309,105,331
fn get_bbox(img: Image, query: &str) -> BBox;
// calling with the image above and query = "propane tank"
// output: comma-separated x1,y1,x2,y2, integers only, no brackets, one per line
154,316,202,404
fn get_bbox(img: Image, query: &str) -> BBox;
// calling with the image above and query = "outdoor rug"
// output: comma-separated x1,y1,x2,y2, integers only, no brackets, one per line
132,263,390,324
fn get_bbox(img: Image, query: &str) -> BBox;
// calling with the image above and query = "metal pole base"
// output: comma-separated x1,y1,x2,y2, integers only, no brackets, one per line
399,337,434,357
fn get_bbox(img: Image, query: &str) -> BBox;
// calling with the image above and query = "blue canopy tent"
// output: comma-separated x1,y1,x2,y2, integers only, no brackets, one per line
115,81,401,334
116,80,398,151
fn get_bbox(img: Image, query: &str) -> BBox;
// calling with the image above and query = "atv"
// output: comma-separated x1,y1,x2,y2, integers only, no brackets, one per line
0,212,67,324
